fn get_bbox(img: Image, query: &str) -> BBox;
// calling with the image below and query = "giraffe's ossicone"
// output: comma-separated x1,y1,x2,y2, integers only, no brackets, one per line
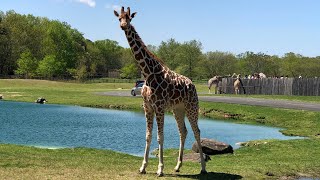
114,6,207,176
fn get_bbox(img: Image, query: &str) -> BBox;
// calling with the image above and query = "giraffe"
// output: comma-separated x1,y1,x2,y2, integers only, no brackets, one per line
233,74,246,95
208,75,222,94
114,7,207,176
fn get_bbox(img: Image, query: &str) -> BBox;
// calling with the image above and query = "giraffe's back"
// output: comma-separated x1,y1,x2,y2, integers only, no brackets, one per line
142,69,198,110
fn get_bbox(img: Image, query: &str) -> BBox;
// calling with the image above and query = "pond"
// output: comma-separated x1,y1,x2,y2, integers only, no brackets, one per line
0,101,300,156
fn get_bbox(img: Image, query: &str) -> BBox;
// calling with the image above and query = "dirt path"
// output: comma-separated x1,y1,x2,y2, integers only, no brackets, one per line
97,91,320,112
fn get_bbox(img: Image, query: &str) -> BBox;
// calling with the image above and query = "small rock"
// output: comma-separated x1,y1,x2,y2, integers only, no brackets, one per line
0,94,3,99
192,138,233,155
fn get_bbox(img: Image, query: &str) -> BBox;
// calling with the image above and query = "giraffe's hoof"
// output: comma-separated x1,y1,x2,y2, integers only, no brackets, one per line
157,172,164,177
174,169,180,173
139,169,146,174
200,170,208,174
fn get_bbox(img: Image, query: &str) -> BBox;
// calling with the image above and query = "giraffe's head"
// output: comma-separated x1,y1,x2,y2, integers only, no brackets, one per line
114,7,137,30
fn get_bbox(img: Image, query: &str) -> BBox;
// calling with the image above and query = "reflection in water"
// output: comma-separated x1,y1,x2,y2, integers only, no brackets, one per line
0,101,300,156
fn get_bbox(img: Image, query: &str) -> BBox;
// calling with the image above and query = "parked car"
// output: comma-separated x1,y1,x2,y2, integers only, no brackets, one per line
131,80,145,96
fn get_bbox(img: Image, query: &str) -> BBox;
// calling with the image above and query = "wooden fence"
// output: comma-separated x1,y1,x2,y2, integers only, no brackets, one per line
219,78,320,96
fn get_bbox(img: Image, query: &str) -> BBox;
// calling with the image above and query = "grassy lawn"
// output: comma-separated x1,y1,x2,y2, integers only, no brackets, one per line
0,79,320,179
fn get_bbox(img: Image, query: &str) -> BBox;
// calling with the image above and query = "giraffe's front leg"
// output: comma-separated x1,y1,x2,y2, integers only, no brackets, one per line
156,112,165,177
139,105,154,174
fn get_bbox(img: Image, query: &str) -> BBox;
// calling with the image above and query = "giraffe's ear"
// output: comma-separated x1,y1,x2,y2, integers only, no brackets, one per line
114,10,119,17
131,12,137,19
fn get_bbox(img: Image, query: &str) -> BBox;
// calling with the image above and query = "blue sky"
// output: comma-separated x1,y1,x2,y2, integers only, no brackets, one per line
1,0,320,57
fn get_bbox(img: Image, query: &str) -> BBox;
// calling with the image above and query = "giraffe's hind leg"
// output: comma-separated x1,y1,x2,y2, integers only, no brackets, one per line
186,103,207,174
172,104,187,172
155,111,165,177
139,103,154,174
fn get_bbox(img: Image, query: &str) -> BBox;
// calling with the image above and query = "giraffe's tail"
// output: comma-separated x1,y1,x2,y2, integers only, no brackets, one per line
239,78,246,94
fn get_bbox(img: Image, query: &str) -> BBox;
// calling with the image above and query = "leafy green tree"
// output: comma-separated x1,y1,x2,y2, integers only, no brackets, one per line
157,38,181,70
0,12,12,75
15,50,38,78
263,55,281,77
119,48,140,79
281,52,303,77
37,55,65,78
120,64,140,79
174,40,202,79
42,20,86,77
202,51,237,78
238,51,275,76
94,39,123,75
3,11,45,73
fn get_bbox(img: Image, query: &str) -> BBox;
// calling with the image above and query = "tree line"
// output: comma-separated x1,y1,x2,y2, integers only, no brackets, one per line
1,11,320,81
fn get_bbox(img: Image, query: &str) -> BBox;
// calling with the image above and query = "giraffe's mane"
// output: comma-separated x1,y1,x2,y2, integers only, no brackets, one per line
130,25,166,66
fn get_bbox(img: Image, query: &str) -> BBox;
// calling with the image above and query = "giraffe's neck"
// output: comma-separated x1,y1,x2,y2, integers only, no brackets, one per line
124,25,165,79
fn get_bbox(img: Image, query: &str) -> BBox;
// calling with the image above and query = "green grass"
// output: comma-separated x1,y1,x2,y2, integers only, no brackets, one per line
199,102,320,137
0,79,320,179
1,139,319,179
0,79,143,110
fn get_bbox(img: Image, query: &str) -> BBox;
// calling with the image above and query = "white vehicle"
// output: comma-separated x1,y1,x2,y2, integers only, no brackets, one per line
131,82,144,96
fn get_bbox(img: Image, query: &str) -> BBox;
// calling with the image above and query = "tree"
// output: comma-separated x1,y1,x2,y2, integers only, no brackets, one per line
37,55,65,78
281,52,303,77
15,50,38,78
119,48,140,79
94,39,123,75
202,51,237,77
238,51,273,76
174,40,202,79
157,38,181,70
0,12,12,75
3,11,45,74
120,64,140,79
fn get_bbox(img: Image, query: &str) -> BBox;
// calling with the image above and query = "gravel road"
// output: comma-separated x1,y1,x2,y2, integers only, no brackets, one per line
97,91,320,112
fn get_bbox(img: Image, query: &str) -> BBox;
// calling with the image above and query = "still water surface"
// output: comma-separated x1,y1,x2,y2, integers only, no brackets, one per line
0,101,300,156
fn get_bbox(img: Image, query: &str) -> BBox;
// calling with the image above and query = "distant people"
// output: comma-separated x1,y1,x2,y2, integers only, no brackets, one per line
253,73,260,79
259,72,266,78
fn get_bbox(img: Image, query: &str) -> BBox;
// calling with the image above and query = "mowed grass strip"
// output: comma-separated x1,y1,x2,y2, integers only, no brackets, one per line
0,139,319,179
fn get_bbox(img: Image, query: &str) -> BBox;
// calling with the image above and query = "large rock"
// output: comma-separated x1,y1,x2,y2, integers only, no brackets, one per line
192,138,233,155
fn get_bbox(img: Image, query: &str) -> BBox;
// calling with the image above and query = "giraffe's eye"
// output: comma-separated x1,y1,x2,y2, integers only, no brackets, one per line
119,18,121,22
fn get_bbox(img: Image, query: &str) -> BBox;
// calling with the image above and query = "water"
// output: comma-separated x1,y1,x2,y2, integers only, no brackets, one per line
0,101,300,156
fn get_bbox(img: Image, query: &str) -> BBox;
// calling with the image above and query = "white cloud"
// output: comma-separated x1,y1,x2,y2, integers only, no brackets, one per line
76,0,96,8
105,4,121,11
